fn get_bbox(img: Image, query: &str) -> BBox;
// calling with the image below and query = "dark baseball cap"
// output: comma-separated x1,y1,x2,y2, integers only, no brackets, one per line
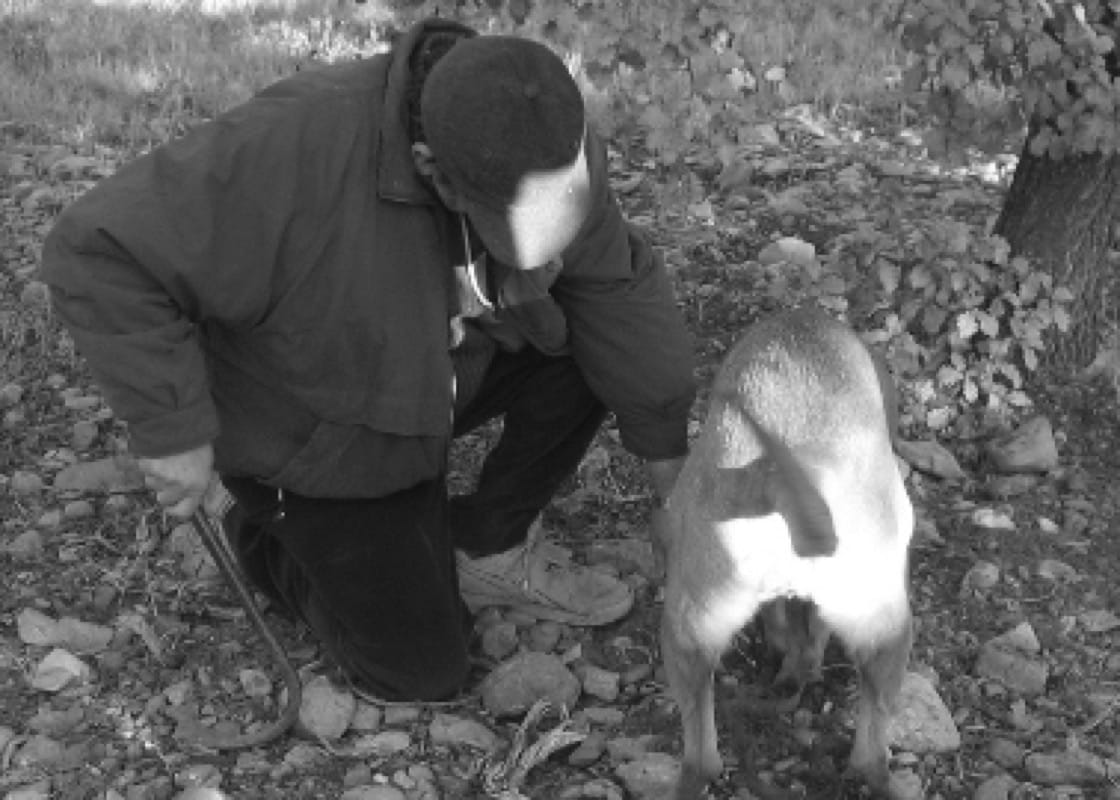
420,35,592,269
420,34,586,209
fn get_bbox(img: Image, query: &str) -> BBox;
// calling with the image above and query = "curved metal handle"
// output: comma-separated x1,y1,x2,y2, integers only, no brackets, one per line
190,509,302,749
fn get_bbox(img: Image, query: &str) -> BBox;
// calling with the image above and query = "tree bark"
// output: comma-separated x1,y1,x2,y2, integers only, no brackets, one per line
993,127,1120,364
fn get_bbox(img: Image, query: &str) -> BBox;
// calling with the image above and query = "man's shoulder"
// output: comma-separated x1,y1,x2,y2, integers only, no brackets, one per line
196,56,390,160
255,55,391,106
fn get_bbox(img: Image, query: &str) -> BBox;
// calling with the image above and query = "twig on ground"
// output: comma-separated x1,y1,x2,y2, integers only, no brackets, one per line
1078,696,1120,735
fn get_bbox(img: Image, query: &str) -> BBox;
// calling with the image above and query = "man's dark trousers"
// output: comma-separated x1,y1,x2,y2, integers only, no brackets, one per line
221,346,608,700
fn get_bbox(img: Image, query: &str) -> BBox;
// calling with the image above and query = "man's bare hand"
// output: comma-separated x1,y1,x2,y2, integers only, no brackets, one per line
646,457,685,582
138,443,214,519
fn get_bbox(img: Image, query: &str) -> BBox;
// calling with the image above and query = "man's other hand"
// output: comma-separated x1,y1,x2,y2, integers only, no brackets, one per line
138,443,214,519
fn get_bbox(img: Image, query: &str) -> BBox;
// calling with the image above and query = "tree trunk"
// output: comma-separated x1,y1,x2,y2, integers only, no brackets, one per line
993,126,1120,365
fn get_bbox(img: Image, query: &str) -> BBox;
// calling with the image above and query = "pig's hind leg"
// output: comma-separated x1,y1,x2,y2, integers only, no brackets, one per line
823,589,913,797
662,580,766,800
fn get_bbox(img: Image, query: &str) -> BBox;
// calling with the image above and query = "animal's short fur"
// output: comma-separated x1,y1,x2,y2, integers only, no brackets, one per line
657,308,914,799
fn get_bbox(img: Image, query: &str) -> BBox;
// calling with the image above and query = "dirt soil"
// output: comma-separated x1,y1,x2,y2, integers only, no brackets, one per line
2,111,1119,800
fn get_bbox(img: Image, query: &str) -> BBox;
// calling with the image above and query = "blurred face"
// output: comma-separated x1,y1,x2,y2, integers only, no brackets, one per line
420,141,590,270
464,142,591,269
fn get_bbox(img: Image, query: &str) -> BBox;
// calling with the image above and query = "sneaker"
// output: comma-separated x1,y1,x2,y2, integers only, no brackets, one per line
456,522,633,627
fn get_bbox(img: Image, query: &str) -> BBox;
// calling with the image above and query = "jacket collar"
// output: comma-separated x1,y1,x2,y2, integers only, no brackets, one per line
378,18,476,204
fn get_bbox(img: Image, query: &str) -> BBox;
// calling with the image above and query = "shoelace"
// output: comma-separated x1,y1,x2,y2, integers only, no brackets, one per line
518,523,578,598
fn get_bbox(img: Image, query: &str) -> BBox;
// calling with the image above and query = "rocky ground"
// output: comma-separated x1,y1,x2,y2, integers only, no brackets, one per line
2,108,1120,800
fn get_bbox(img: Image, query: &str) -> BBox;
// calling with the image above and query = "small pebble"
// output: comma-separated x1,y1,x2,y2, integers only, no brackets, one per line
568,731,606,767
13,735,65,769
989,737,1025,769
5,780,51,800
581,706,625,727
92,584,118,612
63,500,95,520
175,762,222,789
473,607,504,629
0,382,24,408
383,705,421,727
527,620,563,653
351,730,411,757
20,281,50,307
339,786,406,800
0,726,16,752
480,621,518,661
97,650,126,676
342,763,373,788
504,609,539,628
28,705,85,736
174,788,229,800
350,702,383,732
5,530,45,559
578,664,621,702
889,769,924,800
63,395,101,412
239,669,272,699
963,561,1000,592
71,420,99,452
10,470,44,496
103,494,131,514
620,663,653,686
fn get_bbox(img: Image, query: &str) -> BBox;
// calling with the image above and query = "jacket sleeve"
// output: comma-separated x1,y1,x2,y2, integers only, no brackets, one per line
551,132,696,461
40,236,221,458
38,78,365,458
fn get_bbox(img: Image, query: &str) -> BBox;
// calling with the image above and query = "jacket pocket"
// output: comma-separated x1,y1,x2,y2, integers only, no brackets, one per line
265,420,447,498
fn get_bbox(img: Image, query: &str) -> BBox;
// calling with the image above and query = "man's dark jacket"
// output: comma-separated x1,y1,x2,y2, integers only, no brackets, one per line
39,19,696,499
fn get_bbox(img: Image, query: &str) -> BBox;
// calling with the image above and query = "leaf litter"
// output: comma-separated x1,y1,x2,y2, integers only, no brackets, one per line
3,106,1120,799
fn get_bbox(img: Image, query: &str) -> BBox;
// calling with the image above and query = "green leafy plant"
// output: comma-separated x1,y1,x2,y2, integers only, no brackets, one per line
827,215,1073,432
901,0,1120,160
400,0,904,171
401,0,1075,432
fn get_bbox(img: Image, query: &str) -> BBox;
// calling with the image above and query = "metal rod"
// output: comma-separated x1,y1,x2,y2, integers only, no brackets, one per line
190,508,302,749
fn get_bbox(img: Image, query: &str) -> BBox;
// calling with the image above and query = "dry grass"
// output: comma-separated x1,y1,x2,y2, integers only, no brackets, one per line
0,0,907,148
0,0,397,146
733,0,906,113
